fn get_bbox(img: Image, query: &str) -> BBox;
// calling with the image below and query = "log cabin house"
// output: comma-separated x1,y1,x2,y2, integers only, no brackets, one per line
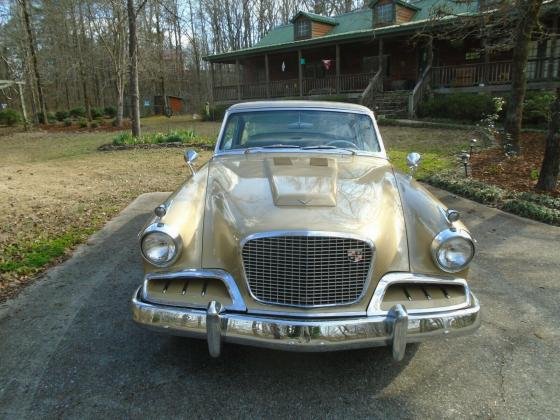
204,0,560,118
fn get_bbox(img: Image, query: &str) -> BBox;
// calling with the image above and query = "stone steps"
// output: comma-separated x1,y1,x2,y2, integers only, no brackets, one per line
369,90,410,118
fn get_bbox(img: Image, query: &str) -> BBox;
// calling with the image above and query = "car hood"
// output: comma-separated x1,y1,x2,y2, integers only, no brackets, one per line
201,152,409,313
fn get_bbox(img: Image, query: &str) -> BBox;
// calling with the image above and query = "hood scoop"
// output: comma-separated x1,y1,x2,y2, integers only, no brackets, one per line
266,157,337,207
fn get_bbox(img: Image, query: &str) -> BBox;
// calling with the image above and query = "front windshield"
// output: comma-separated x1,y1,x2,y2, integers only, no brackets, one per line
218,110,381,153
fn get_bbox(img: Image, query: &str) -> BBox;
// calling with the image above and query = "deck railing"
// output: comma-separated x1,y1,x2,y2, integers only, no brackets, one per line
408,64,432,118
360,68,383,109
431,58,558,89
213,73,373,101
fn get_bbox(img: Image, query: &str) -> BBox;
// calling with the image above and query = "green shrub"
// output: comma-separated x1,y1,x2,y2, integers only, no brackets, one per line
63,118,72,127
37,111,56,124
112,132,138,145
78,118,88,128
36,111,57,123
55,110,70,121
91,107,104,119
161,129,196,143
418,93,498,122
69,107,86,118
502,199,560,225
0,108,21,126
522,90,554,126
111,129,200,146
104,106,117,118
424,173,506,204
517,192,560,210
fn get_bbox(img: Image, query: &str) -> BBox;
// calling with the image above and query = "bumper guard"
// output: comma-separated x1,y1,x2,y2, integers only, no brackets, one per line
131,288,480,361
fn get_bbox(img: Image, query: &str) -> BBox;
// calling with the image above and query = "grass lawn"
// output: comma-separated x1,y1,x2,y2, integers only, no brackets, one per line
0,115,472,301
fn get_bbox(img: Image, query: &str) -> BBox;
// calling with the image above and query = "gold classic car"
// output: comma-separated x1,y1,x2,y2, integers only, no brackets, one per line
131,101,480,361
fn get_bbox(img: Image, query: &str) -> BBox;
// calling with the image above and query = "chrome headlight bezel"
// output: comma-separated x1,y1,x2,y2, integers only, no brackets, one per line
431,228,475,273
140,223,182,267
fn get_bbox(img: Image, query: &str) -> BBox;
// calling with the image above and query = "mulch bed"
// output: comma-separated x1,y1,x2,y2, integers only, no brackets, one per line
470,132,559,197
98,142,215,151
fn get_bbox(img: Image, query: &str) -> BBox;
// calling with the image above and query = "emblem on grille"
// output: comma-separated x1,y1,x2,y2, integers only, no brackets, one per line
347,248,364,263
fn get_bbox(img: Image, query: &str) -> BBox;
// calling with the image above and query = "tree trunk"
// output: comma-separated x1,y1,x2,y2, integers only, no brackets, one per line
127,0,141,138
536,89,560,191
116,75,124,128
503,0,543,153
77,3,92,121
20,0,48,124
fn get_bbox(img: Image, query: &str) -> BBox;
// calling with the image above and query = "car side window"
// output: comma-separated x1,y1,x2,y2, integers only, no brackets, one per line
222,115,239,149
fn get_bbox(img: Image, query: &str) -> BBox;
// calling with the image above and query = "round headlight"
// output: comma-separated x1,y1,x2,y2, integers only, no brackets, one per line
431,229,475,273
140,226,181,266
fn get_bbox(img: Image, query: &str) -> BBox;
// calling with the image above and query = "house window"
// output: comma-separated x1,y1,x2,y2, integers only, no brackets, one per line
376,3,394,25
295,19,311,39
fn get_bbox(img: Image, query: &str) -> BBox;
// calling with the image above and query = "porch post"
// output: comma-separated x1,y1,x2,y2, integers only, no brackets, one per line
236,58,241,100
336,44,340,94
210,62,215,106
378,38,384,89
548,17,558,84
298,49,303,97
265,53,270,98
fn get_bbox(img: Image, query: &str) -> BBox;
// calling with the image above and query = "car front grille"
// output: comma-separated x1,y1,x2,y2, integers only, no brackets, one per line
242,234,373,307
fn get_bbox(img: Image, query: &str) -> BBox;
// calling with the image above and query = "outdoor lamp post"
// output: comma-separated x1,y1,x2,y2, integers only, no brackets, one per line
459,152,470,178
470,138,477,156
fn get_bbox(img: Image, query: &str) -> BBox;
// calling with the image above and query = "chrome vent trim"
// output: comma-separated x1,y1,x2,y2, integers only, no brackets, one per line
241,231,374,308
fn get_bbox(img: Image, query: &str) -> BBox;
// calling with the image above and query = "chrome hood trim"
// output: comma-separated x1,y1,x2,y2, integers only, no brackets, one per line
201,153,410,310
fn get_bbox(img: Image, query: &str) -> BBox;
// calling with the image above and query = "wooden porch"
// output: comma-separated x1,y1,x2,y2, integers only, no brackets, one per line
431,58,560,92
212,59,560,109
213,72,374,102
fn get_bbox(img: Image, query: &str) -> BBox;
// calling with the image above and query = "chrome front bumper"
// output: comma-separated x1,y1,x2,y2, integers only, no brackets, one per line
131,288,480,361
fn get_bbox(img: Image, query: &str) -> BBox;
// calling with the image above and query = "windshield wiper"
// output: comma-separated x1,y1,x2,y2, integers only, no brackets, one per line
244,144,301,153
302,145,356,155
262,144,301,148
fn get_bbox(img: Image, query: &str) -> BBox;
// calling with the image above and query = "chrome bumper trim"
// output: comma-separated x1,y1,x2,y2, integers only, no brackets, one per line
131,288,480,361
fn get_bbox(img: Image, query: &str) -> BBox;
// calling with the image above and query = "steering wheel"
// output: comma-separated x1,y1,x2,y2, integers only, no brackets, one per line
325,139,358,149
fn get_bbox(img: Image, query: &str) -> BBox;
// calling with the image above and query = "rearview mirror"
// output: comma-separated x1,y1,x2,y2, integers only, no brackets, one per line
406,152,421,175
184,149,198,175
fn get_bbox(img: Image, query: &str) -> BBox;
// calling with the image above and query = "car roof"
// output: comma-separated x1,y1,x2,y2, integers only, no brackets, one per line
227,100,371,114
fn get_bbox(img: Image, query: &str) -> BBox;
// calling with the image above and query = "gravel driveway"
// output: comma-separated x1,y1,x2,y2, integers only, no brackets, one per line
1,189,559,419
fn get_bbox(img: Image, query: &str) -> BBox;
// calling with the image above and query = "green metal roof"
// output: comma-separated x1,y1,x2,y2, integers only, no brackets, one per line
291,11,338,25
369,0,421,11
204,0,478,62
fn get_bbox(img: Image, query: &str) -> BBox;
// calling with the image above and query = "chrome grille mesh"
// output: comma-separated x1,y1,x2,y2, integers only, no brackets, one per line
242,235,373,307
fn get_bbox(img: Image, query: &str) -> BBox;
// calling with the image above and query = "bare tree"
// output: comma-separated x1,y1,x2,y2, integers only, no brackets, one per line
88,0,128,126
19,0,48,124
503,0,544,153
127,0,148,137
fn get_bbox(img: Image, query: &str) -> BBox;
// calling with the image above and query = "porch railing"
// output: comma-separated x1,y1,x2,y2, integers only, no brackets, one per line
360,68,383,109
339,73,373,93
302,76,337,95
213,73,373,101
431,58,559,89
270,79,299,97
408,64,432,118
